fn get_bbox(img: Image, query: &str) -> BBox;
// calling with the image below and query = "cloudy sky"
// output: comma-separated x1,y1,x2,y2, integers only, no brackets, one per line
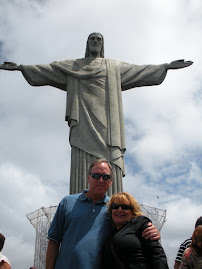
0,0,202,268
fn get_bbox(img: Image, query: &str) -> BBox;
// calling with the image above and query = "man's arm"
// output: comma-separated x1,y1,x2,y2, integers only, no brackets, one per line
142,222,160,240
46,239,60,269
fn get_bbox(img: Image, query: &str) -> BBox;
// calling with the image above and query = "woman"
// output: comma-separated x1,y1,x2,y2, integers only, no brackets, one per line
101,192,169,269
0,233,11,269
179,225,202,268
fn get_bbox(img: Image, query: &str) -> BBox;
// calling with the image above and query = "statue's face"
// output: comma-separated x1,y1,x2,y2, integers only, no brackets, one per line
88,33,103,56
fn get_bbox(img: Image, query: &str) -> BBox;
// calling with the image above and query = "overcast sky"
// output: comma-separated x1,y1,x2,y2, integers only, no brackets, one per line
0,0,202,268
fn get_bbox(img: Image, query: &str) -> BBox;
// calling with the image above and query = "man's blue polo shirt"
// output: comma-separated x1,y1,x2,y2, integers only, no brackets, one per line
48,190,110,269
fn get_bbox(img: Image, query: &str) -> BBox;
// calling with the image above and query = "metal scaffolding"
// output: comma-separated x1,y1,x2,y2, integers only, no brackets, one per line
140,204,167,232
27,206,57,269
27,204,166,269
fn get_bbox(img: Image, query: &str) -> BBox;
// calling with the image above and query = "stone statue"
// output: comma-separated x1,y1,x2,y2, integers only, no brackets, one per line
0,32,193,196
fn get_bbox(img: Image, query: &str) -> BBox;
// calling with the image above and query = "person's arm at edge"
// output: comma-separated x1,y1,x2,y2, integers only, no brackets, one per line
0,261,11,269
46,239,60,269
174,260,181,269
174,239,189,269
142,222,160,240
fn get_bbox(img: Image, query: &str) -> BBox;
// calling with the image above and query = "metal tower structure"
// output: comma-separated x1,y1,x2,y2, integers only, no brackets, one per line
140,204,167,232
27,204,166,269
27,206,57,269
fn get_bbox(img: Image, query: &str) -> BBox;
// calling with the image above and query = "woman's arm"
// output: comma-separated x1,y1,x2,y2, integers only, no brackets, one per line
138,219,169,269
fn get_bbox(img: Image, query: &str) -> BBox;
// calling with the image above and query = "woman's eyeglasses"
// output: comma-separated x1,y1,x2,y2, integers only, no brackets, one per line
111,203,133,210
89,173,111,180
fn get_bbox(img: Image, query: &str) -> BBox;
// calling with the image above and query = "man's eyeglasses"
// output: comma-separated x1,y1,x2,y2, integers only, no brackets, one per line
89,173,111,180
111,203,133,210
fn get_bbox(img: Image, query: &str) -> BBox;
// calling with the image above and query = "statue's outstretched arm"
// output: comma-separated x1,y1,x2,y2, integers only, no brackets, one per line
0,62,22,71
167,59,193,70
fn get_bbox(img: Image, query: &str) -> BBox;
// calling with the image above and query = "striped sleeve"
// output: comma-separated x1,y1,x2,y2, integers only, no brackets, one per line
175,238,192,262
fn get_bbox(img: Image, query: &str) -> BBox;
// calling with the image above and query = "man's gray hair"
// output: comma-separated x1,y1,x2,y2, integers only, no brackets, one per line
88,158,113,176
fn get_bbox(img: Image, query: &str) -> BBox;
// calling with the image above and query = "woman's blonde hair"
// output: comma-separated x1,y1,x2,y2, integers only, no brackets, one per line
108,192,143,219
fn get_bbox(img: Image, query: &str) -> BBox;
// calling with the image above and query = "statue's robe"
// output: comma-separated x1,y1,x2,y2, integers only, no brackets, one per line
21,58,167,195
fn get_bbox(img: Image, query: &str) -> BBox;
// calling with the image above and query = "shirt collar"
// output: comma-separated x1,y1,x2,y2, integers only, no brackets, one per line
80,189,110,204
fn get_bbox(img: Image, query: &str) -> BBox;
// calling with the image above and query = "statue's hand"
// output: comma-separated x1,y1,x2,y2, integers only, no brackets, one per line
0,62,20,71
167,59,193,70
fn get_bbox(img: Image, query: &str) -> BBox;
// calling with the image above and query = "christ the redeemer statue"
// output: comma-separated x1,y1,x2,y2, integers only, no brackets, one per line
0,32,193,196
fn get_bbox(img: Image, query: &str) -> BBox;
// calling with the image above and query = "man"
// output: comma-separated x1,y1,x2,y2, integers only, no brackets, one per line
46,159,161,269
0,33,193,196
174,216,202,269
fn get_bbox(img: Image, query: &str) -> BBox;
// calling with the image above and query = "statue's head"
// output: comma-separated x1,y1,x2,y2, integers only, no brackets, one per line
85,32,104,58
